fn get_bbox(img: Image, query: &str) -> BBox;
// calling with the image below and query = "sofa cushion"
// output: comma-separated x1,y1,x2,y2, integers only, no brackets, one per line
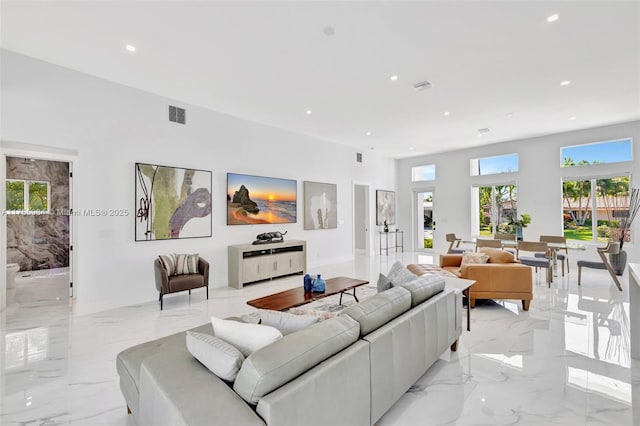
257,310,320,335
158,254,176,276
479,247,516,263
168,273,205,292
186,331,245,382
399,274,446,307
211,317,282,357
339,286,411,336
233,315,360,405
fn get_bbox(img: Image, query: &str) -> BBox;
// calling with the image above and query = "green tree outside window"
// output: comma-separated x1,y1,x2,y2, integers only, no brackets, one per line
6,180,25,210
29,182,49,211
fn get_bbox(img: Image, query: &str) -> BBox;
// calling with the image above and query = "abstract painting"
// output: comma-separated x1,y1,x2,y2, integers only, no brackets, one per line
227,173,297,225
376,190,396,225
304,181,337,230
135,163,212,241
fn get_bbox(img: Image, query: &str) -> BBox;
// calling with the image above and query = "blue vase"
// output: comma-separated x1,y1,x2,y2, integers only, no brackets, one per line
303,274,313,292
516,226,523,241
312,274,326,293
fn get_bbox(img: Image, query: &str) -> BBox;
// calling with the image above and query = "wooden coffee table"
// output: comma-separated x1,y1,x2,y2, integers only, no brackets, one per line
246,276,369,311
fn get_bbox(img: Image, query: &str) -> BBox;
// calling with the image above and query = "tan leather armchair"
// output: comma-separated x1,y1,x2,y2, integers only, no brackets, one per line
439,253,533,311
154,257,209,310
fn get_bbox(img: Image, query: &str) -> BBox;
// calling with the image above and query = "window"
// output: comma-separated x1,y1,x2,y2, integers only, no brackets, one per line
562,175,630,243
5,179,50,212
470,153,518,176
411,164,436,181
472,184,517,236
561,138,632,167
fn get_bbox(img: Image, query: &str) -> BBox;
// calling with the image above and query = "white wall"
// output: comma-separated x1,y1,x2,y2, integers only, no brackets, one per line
397,120,640,267
0,50,396,314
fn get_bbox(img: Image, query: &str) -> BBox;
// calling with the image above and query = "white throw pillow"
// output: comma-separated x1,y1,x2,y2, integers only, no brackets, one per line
461,252,490,265
211,316,282,357
386,261,418,286
186,331,245,382
258,310,320,335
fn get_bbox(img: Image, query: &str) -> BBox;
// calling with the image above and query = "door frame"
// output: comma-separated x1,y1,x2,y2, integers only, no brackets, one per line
413,187,435,252
1,145,78,306
352,181,372,256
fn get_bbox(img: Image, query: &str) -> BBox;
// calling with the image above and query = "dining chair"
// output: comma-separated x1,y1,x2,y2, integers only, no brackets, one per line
576,241,623,291
494,232,516,241
475,238,503,251
445,233,466,254
517,241,552,286
534,235,569,276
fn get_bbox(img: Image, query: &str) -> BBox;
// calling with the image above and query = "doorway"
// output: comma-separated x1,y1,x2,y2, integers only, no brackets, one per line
353,183,370,255
415,190,434,251
4,155,74,305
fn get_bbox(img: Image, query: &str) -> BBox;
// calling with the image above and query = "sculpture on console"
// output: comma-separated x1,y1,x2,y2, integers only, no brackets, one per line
252,230,287,245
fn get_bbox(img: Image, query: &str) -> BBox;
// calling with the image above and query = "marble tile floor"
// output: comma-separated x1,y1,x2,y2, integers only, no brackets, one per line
1,253,639,425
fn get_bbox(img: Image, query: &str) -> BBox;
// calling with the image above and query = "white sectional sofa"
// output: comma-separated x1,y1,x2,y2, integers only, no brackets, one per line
116,274,462,425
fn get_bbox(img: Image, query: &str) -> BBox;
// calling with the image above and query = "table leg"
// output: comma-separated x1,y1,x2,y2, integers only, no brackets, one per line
353,288,359,302
552,249,559,277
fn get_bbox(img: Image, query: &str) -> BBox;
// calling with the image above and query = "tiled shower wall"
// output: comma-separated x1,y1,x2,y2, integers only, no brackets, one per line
6,157,70,271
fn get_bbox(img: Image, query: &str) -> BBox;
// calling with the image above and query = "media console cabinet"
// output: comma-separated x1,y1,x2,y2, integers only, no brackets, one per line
228,240,307,289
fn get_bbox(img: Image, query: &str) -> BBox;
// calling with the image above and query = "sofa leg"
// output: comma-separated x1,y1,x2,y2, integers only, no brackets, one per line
189,289,191,295
450,340,458,352
127,405,131,414
522,300,530,311
469,298,476,309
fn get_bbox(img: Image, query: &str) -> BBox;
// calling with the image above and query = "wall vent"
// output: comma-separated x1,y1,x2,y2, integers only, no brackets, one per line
169,105,186,124
356,152,363,163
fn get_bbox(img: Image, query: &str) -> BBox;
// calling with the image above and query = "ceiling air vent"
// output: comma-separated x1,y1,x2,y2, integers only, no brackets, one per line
169,105,186,124
413,81,432,92
477,128,490,134
356,153,363,163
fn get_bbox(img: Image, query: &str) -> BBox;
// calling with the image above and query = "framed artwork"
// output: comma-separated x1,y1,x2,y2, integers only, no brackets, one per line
227,173,297,225
376,190,396,225
303,181,337,230
135,163,212,241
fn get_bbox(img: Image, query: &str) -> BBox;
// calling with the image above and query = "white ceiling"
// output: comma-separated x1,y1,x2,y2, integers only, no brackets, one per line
2,1,639,158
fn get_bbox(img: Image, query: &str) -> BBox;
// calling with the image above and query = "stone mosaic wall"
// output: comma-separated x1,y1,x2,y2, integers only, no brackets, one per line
6,157,70,271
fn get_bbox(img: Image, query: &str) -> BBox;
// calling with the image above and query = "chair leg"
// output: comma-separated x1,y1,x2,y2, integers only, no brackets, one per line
206,286,209,300
578,266,581,286
189,289,191,295
522,300,530,311
160,293,163,310
127,405,132,414
561,261,565,277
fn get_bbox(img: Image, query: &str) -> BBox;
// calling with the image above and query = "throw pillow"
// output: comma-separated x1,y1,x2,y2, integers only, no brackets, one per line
158,254,176,275
258,310,320,335
211,316,282,357
460,252,490,265
377,273,393,292
186,331,245,382
174,253,199,275
386,261,418,287
479,247,516,263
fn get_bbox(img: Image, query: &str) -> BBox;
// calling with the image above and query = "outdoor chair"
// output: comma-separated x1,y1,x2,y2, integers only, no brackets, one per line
494,232,516,241
517,241,552,286
577,241,623,291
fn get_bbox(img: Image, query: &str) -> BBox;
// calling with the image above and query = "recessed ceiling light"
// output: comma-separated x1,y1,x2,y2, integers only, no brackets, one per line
390,75,398,82
547,14,559,23
323,26,335,37
125,44,136,52
476,133,483,138
506,112,514,117
560,80,571,86
444,111,450,116
569,116,577,120
305,110,312,115
409,146,415,151
366,131,372,136
413,80,432,92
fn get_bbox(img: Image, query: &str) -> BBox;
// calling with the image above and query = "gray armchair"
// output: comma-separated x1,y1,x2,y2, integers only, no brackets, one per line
154,257,209,310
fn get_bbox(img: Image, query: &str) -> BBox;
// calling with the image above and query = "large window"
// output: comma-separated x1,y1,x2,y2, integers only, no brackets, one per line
470,153,518,176
6,179,50,212
411,164,436,181
562,175,630,243
561,138,632,167
473,184,517,236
